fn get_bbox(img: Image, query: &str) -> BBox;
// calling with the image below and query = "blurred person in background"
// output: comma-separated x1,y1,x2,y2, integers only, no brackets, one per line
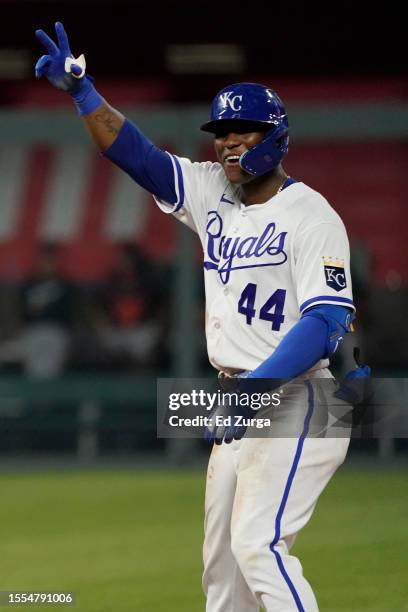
0,243,75,378
20,242,74,378
92,243,164,370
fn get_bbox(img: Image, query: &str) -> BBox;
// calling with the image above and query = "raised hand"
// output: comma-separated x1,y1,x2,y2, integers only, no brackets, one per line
35,22,86,92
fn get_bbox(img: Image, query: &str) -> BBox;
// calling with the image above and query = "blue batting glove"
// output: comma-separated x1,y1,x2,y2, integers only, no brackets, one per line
204,399,255,445
334,349,372,406
334,364,372,405
35,22,102,115
204,370,255,445
35,22,85,92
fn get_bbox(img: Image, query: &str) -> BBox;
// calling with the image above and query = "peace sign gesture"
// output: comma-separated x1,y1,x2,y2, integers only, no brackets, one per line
35,22,86,91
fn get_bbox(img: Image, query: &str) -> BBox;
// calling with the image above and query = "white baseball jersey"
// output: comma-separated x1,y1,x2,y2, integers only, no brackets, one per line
155,154,354,612
154,155,354,373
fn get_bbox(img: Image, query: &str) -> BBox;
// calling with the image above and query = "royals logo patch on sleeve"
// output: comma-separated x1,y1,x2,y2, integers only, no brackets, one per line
323,257,347,292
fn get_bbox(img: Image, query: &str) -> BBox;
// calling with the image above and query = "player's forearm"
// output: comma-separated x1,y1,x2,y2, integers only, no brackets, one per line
81,101,125,151
248,304,352,380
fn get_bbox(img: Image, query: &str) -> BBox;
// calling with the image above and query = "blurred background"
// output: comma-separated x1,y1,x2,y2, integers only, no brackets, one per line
0,2,407,610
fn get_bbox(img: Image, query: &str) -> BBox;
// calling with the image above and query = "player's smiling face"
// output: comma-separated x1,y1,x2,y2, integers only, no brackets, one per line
214,124,267,184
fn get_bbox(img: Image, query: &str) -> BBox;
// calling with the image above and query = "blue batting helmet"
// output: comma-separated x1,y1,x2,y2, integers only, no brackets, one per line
200,82,289,176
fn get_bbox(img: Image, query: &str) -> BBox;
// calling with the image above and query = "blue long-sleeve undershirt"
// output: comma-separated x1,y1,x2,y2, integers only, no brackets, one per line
249,305,352,380
104,118,178,204
250,316,327,380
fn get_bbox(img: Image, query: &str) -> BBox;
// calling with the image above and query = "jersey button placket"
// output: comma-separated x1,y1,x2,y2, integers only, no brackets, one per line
232,208,241,233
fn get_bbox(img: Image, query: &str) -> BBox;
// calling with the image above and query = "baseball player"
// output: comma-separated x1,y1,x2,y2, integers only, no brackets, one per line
35,23,369,611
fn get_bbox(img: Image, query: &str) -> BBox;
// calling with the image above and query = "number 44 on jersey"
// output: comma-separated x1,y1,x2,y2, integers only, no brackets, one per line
238,283,286,331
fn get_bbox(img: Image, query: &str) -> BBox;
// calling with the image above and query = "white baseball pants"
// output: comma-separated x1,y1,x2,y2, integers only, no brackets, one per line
203,377,350,611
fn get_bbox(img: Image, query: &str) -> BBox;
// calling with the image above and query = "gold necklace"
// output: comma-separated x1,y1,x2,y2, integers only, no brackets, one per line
235,176,289,204
277,177,289,195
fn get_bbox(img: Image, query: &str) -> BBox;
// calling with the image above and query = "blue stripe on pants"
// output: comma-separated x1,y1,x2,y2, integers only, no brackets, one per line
269,381,314,611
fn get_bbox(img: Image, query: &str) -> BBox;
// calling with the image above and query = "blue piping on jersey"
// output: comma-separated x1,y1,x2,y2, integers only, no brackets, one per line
282,176,297,189
171,154,185,212
300,295,354,314
269,381,314,612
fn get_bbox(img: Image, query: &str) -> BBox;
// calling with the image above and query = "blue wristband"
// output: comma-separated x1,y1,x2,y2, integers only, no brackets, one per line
71,77,103,116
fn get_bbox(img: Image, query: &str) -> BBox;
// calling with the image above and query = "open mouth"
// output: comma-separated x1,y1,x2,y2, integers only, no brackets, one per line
224,154,241,166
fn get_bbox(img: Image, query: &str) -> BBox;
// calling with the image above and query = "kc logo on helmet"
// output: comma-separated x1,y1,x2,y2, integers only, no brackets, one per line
323,257,347,292
220,92,243,112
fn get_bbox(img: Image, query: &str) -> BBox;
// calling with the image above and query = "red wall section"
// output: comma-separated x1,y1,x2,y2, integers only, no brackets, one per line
199,141,407,283
9,77,407,108
0,144,176,282
0,141,406,283
287,142,408,283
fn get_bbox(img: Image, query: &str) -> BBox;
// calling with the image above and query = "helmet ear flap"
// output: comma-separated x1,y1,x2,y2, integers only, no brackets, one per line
276,131,289,152
239,125,289,176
